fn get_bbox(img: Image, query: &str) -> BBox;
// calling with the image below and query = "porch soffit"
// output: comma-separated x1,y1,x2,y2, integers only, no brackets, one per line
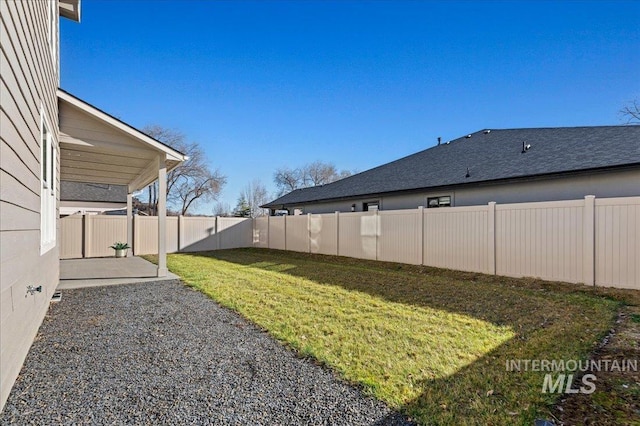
58,89,187,191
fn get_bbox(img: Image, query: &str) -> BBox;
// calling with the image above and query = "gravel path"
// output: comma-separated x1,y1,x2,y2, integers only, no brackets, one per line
0,280,411,425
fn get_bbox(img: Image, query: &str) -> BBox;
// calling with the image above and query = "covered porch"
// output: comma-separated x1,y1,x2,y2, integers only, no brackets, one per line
58,257,179,289
57,89,187,278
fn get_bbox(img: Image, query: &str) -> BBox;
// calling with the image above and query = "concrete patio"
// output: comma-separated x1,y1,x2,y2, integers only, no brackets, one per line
58,256,179,290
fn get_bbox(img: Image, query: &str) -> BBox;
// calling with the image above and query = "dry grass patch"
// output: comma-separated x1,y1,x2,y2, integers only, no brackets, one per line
153,249,636,425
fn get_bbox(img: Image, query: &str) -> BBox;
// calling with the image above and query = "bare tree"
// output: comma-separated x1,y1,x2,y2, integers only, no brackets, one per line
274,161,352,196
274,166,303,196
620,99,640,124
143,125,227,215
241,179,269,218
212,201,231,217
303,161,353,186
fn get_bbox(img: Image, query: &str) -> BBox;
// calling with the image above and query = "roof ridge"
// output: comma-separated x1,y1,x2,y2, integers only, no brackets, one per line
479,124,631,131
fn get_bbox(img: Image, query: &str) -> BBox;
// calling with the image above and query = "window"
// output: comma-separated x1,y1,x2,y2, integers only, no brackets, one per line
40,108,56,253
363,201,379,212
427,196,451,208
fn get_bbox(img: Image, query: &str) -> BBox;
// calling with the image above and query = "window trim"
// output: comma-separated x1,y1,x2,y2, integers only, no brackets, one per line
40,105,57,254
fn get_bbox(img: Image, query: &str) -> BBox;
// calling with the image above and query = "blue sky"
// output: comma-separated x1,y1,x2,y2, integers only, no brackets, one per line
60,0,640,214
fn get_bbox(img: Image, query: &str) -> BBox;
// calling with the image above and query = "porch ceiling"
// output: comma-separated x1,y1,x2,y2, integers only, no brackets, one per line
58,89,187,192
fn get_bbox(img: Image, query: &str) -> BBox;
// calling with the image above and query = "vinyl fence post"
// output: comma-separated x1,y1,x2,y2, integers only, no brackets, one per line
307,213,311,253
215,216,220,250
375,208,379,261
126,193,133,257
83,214,90,258
283,214,287,251
583,195,596,286
418,206,424,265
488,202,496,275
178,215,184,252
267,215,271,249
335,211,340,256
133,214,140,256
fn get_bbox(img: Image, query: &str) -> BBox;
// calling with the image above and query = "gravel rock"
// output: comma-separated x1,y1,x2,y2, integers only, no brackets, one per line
0,280,412,425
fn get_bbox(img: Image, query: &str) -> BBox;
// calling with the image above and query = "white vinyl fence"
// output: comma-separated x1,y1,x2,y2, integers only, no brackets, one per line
60,215,252,258
60,196,640,290
252,196,640,290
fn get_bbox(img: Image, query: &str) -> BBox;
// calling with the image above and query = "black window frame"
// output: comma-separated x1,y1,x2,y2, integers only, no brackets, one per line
427,196,451,208
363,201,380,212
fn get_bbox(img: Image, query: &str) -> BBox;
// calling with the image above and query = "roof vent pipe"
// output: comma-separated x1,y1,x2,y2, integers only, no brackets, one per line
521,141,531,153
437,137,441,145
465,167,470,178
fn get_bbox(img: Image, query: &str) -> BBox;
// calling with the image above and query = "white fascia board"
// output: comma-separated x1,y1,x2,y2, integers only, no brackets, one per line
59,0,81,22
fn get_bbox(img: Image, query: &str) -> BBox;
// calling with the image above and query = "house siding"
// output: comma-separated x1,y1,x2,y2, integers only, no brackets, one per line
0,0,60,410
289,168,640,214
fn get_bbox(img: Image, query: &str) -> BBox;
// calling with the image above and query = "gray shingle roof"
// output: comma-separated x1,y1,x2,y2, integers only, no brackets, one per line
60,181,127,202
264,126,640,208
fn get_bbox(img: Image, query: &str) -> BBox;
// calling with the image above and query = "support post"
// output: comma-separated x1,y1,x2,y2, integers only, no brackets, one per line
583,195,596,286
157,154,168,277
126,192,133,257
488,202,496,275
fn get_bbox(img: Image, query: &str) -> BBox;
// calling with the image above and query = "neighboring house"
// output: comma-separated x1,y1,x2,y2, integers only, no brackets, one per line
263,126,640,214
1,0,186,410
60,181,127,216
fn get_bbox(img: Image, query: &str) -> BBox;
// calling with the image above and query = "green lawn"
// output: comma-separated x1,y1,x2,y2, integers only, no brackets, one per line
158,248,634,425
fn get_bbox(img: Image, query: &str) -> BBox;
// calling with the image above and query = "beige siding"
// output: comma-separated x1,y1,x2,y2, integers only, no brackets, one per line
496,200,584,283
268,216,286,250
285,215,309,253
59,215,82,258
377,210,422,265
338,212,377,260
595,197,640,289
0,0,61,410
309,213,337,255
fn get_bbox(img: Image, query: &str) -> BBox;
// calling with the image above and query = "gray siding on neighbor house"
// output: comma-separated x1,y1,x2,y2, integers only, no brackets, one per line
0,0,60,409
289,169,640,214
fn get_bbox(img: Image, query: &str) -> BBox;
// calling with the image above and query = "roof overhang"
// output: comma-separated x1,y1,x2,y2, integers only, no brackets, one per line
58,89,188,192
59,0,81,22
